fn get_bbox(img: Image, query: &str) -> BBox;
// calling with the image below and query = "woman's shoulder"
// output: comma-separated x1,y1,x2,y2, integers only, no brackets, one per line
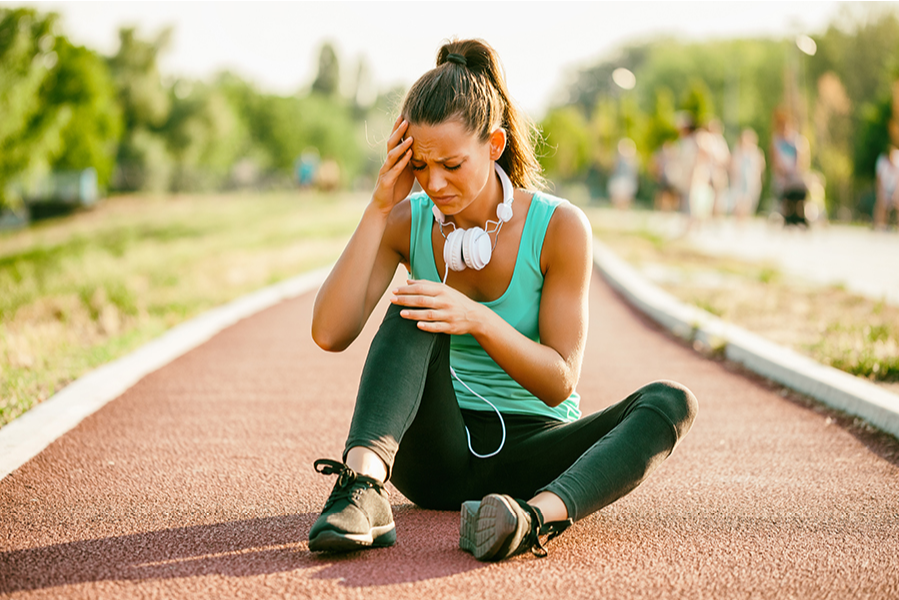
532,190,592,275
530,191,591,249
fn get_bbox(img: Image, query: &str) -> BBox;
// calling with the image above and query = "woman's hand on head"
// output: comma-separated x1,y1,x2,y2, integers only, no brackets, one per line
390,279,486,335
373,116,416,215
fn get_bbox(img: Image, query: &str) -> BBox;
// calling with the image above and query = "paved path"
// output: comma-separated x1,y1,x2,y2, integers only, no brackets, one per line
597,209,899,305
2,272,898,598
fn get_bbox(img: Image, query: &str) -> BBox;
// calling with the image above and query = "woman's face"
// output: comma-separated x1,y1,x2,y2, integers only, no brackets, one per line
405,118,502,218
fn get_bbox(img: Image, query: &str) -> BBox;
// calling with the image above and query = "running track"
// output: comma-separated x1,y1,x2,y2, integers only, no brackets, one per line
1,270,898,599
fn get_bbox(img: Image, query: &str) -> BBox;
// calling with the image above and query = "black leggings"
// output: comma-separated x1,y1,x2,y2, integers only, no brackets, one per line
343,304,698,521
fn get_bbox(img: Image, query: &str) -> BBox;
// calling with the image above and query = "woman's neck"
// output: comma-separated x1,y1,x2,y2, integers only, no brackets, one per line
447,168,504,230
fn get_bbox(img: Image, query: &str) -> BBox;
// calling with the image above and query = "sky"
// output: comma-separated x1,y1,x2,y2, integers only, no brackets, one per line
5,1,867,117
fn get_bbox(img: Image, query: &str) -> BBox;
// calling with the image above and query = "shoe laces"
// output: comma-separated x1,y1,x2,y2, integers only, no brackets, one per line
314,458,384,510
515,499,573,558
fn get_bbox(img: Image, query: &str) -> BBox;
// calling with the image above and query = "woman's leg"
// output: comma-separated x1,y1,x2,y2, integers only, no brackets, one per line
539,380,697,521
487,380,698,521
309,303,473,551
465,380,697,561
342,303,476,505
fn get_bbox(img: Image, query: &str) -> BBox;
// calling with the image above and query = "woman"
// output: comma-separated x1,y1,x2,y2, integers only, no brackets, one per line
308,39,697,562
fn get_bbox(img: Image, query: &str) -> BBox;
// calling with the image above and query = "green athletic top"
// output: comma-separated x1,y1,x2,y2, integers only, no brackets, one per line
408,190,582,422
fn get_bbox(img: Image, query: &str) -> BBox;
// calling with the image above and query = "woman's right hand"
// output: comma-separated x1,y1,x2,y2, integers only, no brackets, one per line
372,116,415,215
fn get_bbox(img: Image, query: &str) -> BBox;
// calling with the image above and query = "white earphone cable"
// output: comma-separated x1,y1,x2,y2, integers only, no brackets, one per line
450,366,506,458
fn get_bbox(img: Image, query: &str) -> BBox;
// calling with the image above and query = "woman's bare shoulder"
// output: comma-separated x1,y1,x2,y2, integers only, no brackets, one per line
540,199,592,272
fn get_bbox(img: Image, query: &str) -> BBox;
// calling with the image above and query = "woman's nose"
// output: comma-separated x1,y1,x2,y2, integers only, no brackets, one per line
429,169,446,192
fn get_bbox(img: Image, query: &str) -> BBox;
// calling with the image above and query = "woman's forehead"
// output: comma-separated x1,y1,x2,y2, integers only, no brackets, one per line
407,120,482,159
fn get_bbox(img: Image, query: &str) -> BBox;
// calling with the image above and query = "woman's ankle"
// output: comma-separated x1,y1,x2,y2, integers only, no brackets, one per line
345,446,388,482
527,491,569,523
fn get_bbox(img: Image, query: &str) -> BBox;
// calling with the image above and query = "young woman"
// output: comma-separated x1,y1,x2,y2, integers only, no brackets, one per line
308,39,697,562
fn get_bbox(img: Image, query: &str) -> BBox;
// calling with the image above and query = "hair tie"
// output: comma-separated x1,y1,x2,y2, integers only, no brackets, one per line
446,53,467,67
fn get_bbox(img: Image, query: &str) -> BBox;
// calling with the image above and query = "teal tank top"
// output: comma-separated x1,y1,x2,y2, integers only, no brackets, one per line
408,191,581,422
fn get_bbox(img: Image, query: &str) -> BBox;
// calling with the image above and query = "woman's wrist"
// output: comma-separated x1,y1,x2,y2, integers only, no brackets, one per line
365,198,394,222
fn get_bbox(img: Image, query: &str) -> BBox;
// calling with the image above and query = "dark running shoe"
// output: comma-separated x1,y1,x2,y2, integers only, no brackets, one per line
459,500,480,554
308,458,396,552
468,493,572,561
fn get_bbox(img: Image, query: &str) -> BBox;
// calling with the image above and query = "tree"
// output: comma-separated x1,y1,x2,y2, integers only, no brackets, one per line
0,8,69,208
164,80,248,191
679,79,715,127
311,42,340,97
46,38,123,187
107,26,174,191
538,106,591,180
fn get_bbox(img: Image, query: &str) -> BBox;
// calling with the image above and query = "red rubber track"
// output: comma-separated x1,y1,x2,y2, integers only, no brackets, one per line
2,271,898,599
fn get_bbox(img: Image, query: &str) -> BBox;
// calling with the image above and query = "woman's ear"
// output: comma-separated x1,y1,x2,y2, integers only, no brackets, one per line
489,128,507,161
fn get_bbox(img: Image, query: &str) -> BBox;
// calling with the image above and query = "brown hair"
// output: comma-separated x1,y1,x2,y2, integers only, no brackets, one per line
401,39,544,190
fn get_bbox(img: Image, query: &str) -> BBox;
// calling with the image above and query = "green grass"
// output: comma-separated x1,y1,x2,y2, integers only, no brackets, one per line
0,191,367,428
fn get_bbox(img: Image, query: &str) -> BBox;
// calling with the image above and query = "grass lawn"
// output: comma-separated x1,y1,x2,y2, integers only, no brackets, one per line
1,191,366,428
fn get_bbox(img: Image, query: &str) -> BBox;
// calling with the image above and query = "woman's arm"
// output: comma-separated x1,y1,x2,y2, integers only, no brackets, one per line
311,118,415,352
391,202,593,406
311,203,409,352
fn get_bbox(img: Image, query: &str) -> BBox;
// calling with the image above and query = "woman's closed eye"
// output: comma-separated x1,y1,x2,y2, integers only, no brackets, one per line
411,162,463,172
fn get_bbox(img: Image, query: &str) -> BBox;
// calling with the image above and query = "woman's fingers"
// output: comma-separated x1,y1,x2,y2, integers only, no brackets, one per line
379,136,413,178
398,308,438,322
387,118,409,150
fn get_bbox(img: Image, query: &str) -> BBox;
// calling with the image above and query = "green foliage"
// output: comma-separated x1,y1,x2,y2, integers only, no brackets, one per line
538,106,591,180
0,8,70,208
46,38,123,187
107,26,174,192
644,87,678,152
312,42,340,97
107,26,172,130
679,79,715,127
235,90,363,183
810,5,899,116
854,95,892,183
164,81,248,191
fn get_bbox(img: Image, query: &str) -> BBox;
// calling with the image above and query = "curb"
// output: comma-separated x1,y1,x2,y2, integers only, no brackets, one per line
593,238,899,440
0,266,331,482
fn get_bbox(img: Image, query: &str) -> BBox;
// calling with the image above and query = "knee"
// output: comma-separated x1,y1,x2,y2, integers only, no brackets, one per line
637,380,698,442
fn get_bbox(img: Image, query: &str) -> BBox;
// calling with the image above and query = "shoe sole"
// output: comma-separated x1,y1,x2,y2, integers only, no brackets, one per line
473,494,519,561
459,500,480,553
308,523,396,552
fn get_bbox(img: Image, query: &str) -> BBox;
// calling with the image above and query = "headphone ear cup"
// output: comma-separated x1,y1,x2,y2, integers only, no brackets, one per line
462,227,492,270
496,202,513,223
444,228,466,272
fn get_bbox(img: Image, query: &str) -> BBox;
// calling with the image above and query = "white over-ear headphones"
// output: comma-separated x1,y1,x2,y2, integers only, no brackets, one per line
432,163,514,273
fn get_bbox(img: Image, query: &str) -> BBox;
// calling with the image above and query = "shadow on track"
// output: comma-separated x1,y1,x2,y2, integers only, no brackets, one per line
0,505,484,593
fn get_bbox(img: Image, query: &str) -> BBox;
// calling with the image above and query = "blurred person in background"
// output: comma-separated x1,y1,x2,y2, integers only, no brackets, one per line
729,129,766,222
771,109,811,227
650,140,681,212
706,119,731,217
307,38,697,563
874,141,899,230
674,111,714,233
608,138,639,209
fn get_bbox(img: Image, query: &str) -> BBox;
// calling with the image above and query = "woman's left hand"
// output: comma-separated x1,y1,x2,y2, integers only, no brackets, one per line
390,279,485,335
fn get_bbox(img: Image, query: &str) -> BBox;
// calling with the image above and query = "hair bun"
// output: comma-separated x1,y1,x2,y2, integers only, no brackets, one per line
445,52,467,67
